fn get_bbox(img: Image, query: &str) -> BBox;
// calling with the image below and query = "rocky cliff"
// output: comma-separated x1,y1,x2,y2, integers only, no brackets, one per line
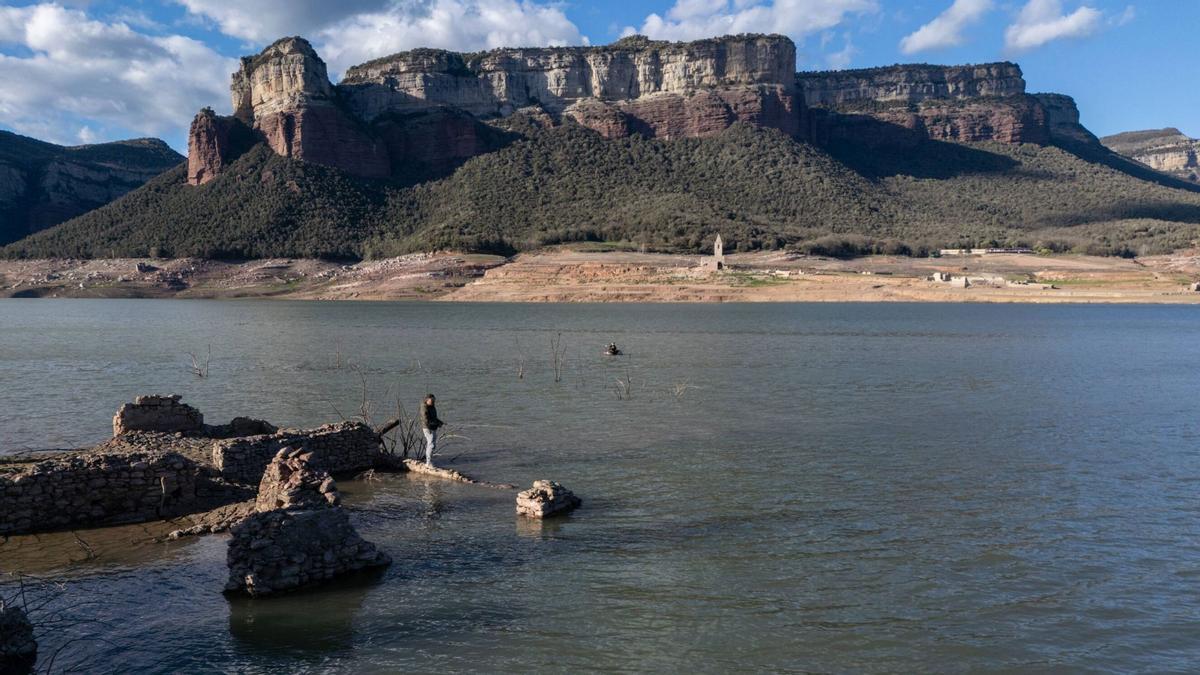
224,37,390,180
186,35,1092,185
796,62,1026,108
339,34,800,138
0,131,182,244
1103,128,1200,183
796,65,1100,147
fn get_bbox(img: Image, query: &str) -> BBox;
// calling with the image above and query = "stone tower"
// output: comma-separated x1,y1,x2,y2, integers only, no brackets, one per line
703,234,725,271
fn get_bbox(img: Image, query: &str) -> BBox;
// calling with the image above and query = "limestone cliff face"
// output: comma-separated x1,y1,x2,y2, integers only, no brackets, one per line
796,62,1026,107
0,131,182,244
232,37,335,121
1103,128,1200,183
185,35,1084,185
229,37,389,179
1034,94,1102,148
340,34,797,119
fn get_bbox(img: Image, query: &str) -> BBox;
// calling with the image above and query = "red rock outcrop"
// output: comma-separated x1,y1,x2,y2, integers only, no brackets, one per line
811,97,1049,148
187,109,253,185
227,37,389,179
372,108,513,176
252,107,389,178
881,98,1049,145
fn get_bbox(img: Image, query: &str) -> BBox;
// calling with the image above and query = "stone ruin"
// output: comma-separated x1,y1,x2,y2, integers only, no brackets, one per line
1,395,385,537
212,421,381,484
0,450,201,536
225,448,391,597
113,394,204,436
0,602,37,674
516,480,581,519
254,447,340,511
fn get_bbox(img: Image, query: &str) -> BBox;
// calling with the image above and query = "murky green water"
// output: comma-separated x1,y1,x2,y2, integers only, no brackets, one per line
2,299,1200,672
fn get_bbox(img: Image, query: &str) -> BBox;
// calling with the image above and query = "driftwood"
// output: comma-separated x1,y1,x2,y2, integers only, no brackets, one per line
374,418,401,438
400,459,516,490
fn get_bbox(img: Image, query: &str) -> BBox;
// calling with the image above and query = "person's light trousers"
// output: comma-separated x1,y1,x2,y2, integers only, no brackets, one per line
423,428,437,465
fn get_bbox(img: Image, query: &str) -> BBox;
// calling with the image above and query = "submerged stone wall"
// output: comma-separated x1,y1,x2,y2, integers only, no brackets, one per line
211,422,381,484
225,448,390,596
0,450,201,536
113,394,204,436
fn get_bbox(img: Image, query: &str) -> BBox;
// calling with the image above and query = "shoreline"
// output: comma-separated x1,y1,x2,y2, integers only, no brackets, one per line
3,249,1200,304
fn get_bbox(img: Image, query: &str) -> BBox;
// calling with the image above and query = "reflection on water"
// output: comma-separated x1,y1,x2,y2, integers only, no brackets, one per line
2,300,1200,672
227,570,387,657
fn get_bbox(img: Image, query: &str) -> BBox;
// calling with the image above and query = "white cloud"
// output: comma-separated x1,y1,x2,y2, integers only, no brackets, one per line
825,36,856,69
899,0,993,54
314,0,585,77
1004,0,1103,52
634,0,878,43
174,0,392,43
0,4,235,147
176,0,586,77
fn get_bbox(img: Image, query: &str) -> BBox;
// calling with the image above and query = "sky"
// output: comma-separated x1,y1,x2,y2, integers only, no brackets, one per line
0,0,1194,153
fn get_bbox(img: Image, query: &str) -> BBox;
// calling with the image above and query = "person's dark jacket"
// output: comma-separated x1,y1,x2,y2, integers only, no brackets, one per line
420,401,443,431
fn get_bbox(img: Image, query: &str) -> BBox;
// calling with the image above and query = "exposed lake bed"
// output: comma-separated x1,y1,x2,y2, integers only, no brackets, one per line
6,249,1200,303
2,300,1200,671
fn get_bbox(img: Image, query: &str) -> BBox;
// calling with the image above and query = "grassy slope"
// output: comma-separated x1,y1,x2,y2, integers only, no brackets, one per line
6,123,1200,260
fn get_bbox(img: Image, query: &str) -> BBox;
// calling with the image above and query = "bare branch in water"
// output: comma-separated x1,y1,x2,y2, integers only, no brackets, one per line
186,344,211,378
550,332,568,383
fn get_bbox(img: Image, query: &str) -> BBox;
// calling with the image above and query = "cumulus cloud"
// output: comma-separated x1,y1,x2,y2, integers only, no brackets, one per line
313,0,585,77
1004,0,1103,52
177,0,586,77
632,0,878,43
899,0,993,54
174,0,393,43
0,4,235,147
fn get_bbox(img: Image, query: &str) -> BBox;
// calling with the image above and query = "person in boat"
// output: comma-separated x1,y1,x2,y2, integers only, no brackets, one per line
419,394,444,466
605,343,621,356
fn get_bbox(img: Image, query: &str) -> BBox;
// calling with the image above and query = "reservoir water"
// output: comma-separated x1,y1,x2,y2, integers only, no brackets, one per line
2,299,1199,672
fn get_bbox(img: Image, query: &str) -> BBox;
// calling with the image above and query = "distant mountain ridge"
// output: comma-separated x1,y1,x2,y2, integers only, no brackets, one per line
4,33,1200,260
0,131,182,244
1103,129,1199,184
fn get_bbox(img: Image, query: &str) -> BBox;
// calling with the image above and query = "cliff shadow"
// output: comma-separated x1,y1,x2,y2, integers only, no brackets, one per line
1051,137,1200,194
813,113,1021,180
365,107,524,188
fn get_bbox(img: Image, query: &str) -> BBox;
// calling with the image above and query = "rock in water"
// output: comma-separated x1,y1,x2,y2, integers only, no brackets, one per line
516,480,581,518
0,603,37,674
225,448,390,597
225,508,391,597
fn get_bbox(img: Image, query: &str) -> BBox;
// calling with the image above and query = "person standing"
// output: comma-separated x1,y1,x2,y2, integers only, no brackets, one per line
419,394,444,466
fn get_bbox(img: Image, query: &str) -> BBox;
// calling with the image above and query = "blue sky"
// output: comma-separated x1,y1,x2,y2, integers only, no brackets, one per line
0,0,1194,153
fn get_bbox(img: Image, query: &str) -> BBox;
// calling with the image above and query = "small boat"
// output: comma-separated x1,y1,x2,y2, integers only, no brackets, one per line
603,343,622,356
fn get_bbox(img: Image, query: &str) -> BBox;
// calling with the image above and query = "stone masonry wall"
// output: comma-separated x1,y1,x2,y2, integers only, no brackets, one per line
225,448,390,596
212,421,380,484
113,394,204,436
0,451,200,536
